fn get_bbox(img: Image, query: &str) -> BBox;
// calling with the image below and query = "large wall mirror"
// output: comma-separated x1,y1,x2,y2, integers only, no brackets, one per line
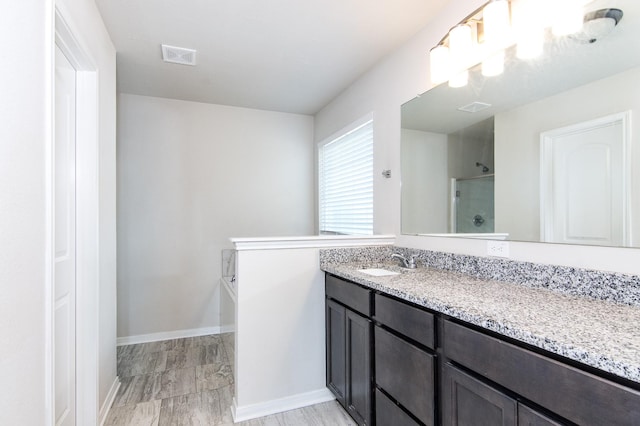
401,0,640,247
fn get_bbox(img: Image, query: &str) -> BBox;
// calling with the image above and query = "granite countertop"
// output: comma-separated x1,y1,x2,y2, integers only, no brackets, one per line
322,261,640,384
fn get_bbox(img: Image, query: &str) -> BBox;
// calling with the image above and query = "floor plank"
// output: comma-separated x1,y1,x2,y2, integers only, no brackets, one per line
106,333,352,425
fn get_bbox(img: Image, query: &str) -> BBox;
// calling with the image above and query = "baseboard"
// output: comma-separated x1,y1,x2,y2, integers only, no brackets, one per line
98,376,120,426
116,326,222,346
231,388,335,422
219,324,235,334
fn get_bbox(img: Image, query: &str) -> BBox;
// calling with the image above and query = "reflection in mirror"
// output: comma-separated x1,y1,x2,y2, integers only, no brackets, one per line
401,0,640,247
402,118,495,234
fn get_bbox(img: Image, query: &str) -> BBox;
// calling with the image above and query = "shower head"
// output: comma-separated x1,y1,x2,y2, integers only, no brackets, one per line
476,162,490,173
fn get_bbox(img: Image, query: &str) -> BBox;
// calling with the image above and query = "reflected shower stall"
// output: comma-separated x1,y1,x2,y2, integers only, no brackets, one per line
451,175,495,233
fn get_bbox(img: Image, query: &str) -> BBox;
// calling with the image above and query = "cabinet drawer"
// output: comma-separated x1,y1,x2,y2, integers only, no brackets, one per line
375,389,420,426
374,293,435,349
375,325,435,426
444,320,640,426
326,274,371,316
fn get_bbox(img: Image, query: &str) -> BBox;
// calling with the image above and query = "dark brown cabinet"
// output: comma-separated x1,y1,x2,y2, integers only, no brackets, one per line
375,389,421,426
345,309,372,425
442,363,517,426
326,275,372,426
517,404,563,426
375,325,435,425
442,363,565,426
374,293,435,349
325,273,640,426
326,299,346,406
443,319,640,426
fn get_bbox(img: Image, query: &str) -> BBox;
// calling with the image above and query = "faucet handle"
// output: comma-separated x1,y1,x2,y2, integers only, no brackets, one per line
407,255,418,269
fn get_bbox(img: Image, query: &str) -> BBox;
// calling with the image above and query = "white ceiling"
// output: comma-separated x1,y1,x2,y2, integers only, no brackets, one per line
95,0,448,115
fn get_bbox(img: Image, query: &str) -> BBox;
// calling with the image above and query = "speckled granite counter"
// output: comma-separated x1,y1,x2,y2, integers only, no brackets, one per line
321,255,640,385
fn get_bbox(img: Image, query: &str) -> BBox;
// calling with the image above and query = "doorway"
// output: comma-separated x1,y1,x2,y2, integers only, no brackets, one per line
52,10,101,424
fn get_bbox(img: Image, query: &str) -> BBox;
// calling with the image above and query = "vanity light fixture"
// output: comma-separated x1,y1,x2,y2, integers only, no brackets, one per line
511,0,545,59
448,24,473,87
428,0,603,88
482,0,510,76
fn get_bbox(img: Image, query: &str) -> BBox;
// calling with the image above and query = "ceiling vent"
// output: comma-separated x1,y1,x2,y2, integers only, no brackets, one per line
457,101,492,113
161,44,197,66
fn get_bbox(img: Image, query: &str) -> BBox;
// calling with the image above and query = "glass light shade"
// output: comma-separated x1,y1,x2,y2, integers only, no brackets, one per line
449,23,473,73
552,0,584,36
430,45,450,85
512,0,545,59
483,0,511,47
449,70,469,88
482,50,505,76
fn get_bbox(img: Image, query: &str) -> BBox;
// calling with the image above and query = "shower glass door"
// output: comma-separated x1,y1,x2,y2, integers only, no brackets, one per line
453,175,495,233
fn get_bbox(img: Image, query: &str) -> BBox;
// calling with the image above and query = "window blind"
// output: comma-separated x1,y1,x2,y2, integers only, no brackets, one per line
319,119,373,235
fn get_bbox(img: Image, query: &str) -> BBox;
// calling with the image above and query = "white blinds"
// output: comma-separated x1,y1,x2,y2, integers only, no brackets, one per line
319,119,373,235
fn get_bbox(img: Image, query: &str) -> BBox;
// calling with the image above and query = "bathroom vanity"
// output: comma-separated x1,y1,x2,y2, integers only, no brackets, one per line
322,247,640,425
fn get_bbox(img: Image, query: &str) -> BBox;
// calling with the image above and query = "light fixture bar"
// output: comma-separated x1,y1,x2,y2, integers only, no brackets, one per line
428,0,590,87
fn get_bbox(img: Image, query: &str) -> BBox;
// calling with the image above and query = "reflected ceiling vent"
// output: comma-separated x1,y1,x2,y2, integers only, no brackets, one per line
161,44,197,66
457,101,491,113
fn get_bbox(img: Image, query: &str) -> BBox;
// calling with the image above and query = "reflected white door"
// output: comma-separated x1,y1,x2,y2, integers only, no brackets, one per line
541,113,630,246
54,44,76,426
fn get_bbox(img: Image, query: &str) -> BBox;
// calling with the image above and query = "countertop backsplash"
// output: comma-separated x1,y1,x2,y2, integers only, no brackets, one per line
320,246,640,307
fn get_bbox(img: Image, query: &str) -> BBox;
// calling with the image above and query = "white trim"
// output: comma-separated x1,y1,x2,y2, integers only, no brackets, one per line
116,326,223,346
423,233,509,240
231,234,395,251
53,7,102,426
98,377,121,426
317,112,375,148
231,388,335,423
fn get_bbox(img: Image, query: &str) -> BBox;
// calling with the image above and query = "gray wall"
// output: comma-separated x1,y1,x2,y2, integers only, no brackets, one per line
117,94,315,339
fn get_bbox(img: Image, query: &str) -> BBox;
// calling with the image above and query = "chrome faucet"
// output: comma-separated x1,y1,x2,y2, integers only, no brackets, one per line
391,253,417,269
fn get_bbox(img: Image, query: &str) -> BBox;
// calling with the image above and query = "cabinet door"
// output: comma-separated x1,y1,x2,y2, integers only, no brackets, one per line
326,299,346,406
442,363,517,426
346,309,372,426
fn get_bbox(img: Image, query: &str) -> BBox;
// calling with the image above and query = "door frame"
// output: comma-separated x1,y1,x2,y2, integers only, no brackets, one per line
48,7,101,425
539,111,632,246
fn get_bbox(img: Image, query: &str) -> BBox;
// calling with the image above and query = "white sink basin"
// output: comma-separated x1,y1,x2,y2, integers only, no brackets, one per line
358,268,400,277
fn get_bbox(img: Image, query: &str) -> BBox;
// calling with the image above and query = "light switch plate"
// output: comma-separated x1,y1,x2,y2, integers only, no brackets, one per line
487,240,510,257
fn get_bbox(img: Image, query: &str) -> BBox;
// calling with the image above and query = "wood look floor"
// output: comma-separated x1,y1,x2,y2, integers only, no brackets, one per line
105,333,354,425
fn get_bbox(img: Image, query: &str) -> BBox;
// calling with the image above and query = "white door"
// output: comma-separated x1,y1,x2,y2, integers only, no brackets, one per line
54,44,77,426
541,113,630,246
